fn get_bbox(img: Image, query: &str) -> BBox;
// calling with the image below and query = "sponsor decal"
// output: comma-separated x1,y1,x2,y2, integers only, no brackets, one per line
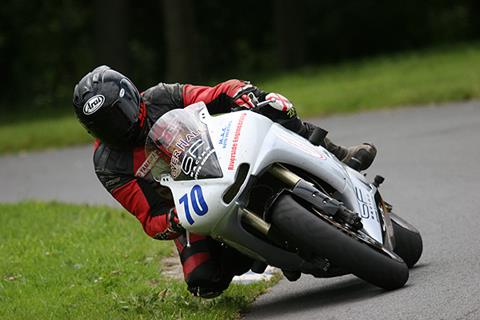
180,140,204,178
174,130,201,152
170,149,183,178
355,187,377,221
171,130,202,178
218,121,232,149
83,95,105,115
228,113,247,170
136,130,204,179
135,151,160,178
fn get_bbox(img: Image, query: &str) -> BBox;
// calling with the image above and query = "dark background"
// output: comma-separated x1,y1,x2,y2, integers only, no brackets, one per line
1,0,479,114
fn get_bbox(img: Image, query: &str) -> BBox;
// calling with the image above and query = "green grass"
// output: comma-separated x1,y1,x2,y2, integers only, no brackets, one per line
0,202,275,320
259,43,480,116
0,115,92,154
2,43,480,154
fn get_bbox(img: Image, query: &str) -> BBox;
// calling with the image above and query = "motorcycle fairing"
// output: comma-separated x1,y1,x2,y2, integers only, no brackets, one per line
158,103,384,247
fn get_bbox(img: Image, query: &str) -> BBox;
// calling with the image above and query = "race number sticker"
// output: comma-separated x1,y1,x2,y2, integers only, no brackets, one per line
355,187,377,221
179,185,209,225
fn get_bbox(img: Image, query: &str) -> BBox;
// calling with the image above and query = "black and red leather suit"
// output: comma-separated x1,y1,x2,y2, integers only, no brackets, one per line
93,80,314,296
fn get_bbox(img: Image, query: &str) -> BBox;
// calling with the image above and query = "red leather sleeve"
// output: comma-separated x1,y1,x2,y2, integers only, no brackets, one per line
183,79,246,105
111,179,178,240
183,79,250,114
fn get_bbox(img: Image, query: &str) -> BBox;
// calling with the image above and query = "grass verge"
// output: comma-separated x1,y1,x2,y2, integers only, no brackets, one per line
2,42,480,154
0,201,275,320
0,115,92,154
259,43,480,116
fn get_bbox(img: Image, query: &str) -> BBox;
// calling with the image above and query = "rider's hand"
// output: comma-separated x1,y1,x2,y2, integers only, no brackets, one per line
264,93,297,118
252,92,304,134
253,93,298,119
152,208,184,240
168,208,185,234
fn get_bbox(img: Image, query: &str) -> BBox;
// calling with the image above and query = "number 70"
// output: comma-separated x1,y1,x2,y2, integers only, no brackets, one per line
178,185,209,225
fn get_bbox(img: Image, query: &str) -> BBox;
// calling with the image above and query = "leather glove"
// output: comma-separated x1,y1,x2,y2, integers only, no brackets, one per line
253,92,305,134
167,208,185,234
153,208,184,240
264,93,297,117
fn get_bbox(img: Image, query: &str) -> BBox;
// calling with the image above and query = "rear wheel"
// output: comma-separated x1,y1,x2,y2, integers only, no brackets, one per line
391,213,423,268
271,194,409,290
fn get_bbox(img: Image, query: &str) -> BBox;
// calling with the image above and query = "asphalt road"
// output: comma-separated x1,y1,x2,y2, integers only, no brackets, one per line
1,102,479,320
0,145,118,206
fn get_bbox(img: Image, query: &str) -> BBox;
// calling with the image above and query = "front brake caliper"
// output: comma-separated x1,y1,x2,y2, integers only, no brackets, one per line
291,179,363,230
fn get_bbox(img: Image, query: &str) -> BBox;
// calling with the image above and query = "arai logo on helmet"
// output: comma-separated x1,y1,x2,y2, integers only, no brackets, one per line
83,95,105,115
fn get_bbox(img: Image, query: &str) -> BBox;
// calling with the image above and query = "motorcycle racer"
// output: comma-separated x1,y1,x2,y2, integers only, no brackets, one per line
72,65,376,298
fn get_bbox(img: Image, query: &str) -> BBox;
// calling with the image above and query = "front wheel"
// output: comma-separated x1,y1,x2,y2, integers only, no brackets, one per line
271,194,409,290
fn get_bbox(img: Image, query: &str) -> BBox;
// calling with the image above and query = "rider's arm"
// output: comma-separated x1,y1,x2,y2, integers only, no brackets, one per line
93,142,181,240
143,79,319,140
183,80,315,138
109,178,181,240
183,79,266,114
140,80,260,115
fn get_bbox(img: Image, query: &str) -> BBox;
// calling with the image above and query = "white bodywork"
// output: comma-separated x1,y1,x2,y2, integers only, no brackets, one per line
158,102,384,245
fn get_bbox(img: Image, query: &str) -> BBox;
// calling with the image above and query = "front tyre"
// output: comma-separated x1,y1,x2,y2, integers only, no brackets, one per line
271,194,409,290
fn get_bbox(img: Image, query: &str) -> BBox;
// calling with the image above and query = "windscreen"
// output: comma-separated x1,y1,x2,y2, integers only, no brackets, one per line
145,106,223,181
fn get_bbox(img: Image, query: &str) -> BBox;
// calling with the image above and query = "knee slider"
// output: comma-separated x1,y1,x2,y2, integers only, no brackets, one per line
186,260,231,298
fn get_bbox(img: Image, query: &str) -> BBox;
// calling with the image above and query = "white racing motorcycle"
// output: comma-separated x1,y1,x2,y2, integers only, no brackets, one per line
145,102,422,290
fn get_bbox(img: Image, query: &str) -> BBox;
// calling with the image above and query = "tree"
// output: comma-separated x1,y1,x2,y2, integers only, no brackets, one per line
162,0,201,82
94,0,129,72
274,0,307,69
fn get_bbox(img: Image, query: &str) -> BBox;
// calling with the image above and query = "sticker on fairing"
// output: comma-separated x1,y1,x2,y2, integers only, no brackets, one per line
179,185,209,225
228,113,247,170
355,187,378,221
218,121,232,149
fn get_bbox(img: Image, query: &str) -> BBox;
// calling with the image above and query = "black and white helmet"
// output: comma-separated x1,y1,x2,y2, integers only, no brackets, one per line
73,65,147,149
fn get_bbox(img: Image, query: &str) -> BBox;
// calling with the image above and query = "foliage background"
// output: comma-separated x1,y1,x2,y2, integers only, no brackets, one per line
1,0,479,115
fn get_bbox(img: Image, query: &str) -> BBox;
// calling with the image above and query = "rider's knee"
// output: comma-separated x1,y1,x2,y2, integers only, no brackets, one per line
185,258,232,298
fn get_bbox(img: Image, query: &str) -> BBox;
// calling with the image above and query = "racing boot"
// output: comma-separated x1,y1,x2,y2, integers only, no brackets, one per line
324,137,377,171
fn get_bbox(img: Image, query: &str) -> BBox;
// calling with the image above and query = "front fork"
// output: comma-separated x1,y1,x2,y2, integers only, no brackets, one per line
242,164,363,236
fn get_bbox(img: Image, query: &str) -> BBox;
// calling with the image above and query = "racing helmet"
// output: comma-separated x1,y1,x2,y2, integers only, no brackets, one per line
72,65,147,149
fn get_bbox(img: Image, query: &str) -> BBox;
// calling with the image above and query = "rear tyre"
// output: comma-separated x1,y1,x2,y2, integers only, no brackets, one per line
271,194,409,290
391,213,423,268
